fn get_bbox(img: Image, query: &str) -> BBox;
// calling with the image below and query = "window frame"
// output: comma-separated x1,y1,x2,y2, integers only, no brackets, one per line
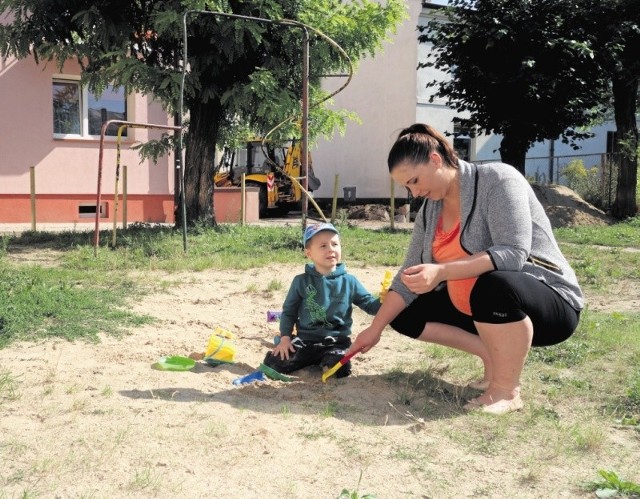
52,75,130,140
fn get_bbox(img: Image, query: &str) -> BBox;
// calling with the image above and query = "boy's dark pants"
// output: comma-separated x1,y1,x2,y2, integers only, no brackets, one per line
263,336,352,378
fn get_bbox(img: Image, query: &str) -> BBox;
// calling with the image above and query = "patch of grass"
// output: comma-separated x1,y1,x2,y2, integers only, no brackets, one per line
0,368,20,402
266,279,283,292
0,262,152,348
130,466,162,491
554,216,640,248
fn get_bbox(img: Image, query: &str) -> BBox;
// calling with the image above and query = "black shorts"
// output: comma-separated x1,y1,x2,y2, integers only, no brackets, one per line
390,271,580,347
263,336,352,377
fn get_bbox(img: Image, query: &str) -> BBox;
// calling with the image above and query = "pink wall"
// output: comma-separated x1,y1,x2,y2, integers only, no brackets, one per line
0,55,177,224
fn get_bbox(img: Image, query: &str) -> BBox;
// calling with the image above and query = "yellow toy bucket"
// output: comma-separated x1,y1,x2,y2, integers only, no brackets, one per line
204,332,236,366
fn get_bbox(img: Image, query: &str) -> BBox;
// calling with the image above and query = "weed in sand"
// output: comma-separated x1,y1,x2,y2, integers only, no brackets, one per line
0,368,20,402
337,470,376,499
266,279,283,292
70,398,88,412
298,423,335,441
101,386,113,397
204,420,229,438
567,422,606,453
281,404,291,417
245,282,259,293
130,466,163,491
584,469,640,496
322,401,339,418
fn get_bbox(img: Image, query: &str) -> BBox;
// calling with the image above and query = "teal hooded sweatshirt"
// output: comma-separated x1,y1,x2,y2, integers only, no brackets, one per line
280,262,381,343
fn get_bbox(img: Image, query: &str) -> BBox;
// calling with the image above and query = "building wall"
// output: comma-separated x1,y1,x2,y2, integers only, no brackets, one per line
311,0,423,202
313,1,619,200
0,55,176,224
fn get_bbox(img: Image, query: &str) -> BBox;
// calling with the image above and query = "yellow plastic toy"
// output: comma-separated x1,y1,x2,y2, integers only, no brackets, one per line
379,270,393,303
204,327,237,366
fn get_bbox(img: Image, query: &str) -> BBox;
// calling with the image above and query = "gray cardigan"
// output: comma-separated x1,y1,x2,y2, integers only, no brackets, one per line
392,160,584,311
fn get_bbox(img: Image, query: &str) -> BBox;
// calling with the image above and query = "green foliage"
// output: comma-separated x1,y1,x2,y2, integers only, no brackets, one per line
337,470,376,499
419,0,609,162
561,159,603,206
584,470,640,497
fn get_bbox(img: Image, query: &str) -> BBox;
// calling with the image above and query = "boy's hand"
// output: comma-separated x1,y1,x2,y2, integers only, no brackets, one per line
272,335,296,360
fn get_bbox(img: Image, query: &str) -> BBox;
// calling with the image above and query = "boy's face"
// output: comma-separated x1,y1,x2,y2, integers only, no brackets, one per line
304,230,341,274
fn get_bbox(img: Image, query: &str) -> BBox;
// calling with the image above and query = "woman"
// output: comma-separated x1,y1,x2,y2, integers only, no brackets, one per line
350,123,583,414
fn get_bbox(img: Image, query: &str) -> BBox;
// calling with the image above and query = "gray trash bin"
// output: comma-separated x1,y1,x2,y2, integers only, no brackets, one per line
343,186,356,203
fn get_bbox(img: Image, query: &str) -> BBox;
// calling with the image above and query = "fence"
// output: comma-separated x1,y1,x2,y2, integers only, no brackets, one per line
477,152,620,210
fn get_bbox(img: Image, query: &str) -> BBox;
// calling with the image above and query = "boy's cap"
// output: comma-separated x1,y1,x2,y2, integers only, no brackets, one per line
303,222,339,246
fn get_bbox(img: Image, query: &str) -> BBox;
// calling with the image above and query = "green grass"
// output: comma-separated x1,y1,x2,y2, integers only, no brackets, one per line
0,262,151,348
554,215,640,247
0,217,637,353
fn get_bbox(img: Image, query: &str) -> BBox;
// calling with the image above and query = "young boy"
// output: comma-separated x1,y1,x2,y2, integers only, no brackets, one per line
263,222,381,379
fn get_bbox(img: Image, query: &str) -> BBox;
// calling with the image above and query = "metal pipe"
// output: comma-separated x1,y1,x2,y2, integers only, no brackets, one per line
301,27,309,232
241,173,246,225
390,177,395,231
111,124,126,248
331,174,339,223
30,166,36,231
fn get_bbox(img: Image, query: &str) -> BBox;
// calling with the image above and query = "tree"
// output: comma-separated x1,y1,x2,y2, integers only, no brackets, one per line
0,0,406,225
418,0,609,174
581,0,639,219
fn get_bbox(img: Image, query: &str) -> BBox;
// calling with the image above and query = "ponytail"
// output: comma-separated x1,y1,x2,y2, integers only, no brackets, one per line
387,123,458,171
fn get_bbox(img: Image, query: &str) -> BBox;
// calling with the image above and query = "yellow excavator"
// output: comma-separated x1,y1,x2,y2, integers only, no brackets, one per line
214,139,320,217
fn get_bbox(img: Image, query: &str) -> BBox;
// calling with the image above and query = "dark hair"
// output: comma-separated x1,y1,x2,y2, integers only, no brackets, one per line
387,123,459,172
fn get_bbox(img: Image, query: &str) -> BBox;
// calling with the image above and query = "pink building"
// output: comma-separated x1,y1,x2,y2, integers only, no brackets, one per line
0,55,177,225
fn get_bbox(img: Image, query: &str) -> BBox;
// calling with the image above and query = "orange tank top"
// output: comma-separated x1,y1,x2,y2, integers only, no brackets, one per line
432,217,477,316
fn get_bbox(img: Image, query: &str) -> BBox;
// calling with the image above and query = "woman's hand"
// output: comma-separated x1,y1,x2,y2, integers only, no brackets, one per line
272,336,296,360
401,263,444,294
349,326,383,354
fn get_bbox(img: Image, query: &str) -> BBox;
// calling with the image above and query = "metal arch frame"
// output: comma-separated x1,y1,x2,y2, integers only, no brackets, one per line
93,120,182,256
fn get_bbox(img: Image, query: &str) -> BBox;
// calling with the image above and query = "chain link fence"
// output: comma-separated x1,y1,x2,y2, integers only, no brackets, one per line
478,152,620,211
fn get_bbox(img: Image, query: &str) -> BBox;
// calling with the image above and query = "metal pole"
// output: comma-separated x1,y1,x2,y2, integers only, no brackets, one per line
241,173,246,226
123,163,128,229
331,174,339,223
301,27,310,232
30,166,36,231
390,177,395,231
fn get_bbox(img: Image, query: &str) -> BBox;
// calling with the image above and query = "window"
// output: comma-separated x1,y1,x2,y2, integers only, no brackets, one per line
52,77,128,138
452,118,474,161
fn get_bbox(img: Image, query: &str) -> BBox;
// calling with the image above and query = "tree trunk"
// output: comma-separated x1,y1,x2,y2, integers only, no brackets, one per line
182,99,222,226
610,74,639,219
498,132,528,176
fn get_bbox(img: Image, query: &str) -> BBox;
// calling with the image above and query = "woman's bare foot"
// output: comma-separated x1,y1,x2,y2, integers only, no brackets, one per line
463,385,523,415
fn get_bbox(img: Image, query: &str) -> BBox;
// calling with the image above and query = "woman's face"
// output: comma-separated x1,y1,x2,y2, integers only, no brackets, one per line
391,153,449,201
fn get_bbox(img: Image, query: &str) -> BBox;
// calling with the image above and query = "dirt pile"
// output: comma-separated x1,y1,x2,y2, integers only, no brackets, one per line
343,184,614,229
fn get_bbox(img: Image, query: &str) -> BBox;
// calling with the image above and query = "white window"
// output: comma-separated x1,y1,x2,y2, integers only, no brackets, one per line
52,76,128,138
453,118,474,162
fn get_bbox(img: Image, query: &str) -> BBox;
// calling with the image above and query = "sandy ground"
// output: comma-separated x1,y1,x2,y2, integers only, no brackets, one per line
1,193,638,498
1,257,639,498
